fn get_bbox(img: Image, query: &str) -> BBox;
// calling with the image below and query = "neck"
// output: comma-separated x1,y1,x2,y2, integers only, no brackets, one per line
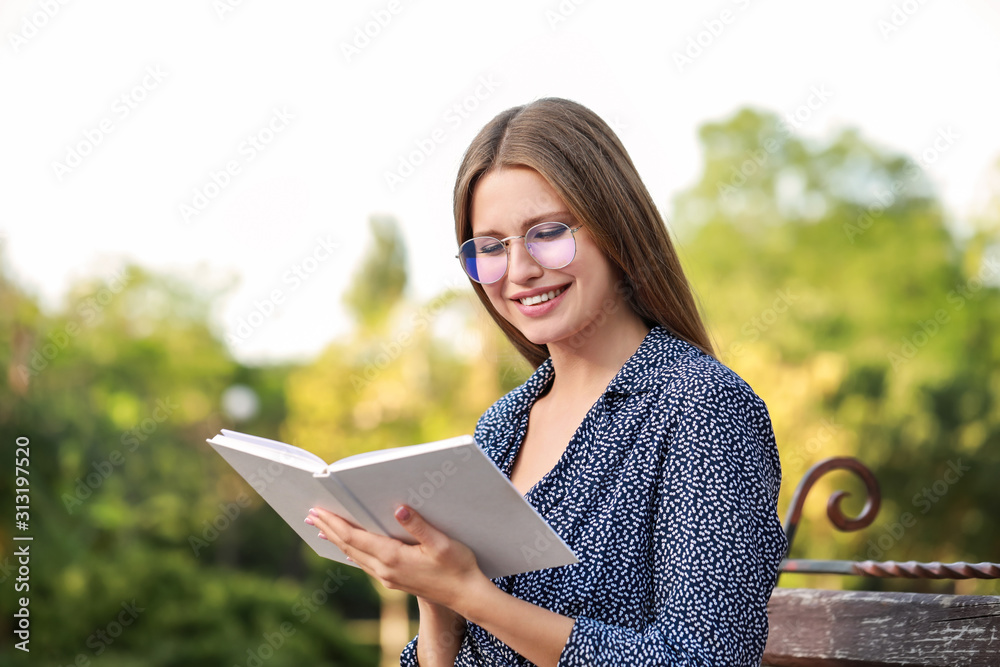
546,310,651,400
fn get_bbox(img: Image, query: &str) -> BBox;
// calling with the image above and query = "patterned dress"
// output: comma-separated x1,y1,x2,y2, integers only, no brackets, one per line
401,326,788,666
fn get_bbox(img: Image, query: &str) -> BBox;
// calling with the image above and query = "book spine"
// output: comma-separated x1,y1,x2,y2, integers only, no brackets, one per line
314,470,391,537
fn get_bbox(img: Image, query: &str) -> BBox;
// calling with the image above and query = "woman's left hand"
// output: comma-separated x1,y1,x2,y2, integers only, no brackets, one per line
306,505,489,611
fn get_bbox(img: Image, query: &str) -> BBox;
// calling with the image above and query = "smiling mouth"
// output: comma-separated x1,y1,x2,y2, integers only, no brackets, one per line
517,286,567,306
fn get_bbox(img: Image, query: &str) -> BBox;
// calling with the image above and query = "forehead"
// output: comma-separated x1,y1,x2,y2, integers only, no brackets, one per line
470,167,572,236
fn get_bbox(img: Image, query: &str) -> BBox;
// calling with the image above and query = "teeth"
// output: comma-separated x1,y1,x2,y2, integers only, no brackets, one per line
519,287,565,306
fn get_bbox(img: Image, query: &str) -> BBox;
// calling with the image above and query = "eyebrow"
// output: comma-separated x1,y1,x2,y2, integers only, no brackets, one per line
472,210,576,239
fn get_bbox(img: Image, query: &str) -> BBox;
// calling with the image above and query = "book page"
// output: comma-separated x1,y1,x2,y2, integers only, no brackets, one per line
325,435,475,472
215,430,328,470
207,431,576,577
206,436,357,566
319,437,578,579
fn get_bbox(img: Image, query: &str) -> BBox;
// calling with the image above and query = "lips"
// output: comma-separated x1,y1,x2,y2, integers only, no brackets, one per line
517,286,567,306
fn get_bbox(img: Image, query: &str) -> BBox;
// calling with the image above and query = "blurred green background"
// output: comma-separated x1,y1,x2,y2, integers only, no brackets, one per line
2,108,998,665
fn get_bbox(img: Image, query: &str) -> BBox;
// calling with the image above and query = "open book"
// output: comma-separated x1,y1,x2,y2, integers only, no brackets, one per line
206,430,578,578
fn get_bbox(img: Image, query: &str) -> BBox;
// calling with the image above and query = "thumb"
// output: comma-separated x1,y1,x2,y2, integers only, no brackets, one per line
394,505,440,545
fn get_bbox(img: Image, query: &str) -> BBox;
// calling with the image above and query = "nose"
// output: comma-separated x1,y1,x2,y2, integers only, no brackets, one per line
505,237,543,284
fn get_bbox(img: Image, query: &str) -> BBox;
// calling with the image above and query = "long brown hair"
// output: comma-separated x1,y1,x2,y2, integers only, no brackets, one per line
454,97,714,368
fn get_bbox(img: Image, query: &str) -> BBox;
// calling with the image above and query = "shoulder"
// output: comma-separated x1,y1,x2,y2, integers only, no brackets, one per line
630,328,770,423
665,350,769,422
625,327,776,462
642,333,781,496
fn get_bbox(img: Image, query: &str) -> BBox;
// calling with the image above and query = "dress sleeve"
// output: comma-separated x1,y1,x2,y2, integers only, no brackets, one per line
399,635,419,666
557,381,788,666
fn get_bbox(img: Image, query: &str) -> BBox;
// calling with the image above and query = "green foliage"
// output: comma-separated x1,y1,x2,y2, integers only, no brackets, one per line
342,216,409,331
5,548,374,666
673,108,1000,593
0,261,378,665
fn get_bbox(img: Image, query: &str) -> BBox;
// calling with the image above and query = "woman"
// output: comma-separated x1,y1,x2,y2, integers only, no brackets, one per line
307,98,788,666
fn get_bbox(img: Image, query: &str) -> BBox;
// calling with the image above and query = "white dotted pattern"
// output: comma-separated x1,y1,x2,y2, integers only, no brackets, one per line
402,327,787,666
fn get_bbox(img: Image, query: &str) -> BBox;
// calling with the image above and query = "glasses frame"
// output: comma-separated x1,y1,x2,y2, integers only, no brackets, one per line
456,221,583,285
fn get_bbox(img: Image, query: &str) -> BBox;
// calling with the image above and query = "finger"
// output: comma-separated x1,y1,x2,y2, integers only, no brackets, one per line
393,505,446,549
308,506,362,530
307,511,375,569
308,507,366,544
310,508,400,560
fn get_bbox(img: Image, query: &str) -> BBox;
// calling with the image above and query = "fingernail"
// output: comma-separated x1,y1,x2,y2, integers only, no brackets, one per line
309,508,319,517
304,517,314,526
318,532,327,540
395,505,411,522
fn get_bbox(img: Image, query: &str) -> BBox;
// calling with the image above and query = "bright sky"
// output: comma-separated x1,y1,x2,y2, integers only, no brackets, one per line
2,0,999,364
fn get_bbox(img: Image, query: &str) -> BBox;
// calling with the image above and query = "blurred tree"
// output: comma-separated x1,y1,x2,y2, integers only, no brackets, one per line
672,108,1000,593
343,215,408,332
0,261,376,666
283,216,527,664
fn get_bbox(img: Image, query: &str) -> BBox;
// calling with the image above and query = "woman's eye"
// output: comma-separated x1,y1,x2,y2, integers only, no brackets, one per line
533,228,567,241
479,242,505,255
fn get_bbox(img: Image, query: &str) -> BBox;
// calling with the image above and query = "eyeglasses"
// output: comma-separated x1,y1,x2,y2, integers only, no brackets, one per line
456,221,583,285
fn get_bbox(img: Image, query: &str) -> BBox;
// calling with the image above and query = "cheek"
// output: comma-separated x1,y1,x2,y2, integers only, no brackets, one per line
576,247,618,287
482,286,510,316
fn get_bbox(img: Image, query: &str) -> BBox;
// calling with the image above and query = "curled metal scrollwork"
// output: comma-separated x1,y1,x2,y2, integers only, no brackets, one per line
777,457,1000,581
781,457,881,559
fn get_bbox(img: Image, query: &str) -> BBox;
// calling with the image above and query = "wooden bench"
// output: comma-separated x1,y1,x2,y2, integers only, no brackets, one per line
764,587,1000,666
764,457,1000,666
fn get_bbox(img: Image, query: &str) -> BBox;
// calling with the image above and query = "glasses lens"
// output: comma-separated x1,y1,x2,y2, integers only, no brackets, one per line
459,237,507,284
525,222,576,269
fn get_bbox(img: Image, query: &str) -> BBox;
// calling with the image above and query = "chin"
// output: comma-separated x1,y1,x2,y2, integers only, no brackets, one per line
511,321,579,348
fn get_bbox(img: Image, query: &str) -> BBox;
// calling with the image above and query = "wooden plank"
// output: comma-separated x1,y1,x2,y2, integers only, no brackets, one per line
763,588,1000,667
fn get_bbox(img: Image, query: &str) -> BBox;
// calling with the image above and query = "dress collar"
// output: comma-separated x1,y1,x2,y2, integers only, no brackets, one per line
512,326,698,409
604,326,697,396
